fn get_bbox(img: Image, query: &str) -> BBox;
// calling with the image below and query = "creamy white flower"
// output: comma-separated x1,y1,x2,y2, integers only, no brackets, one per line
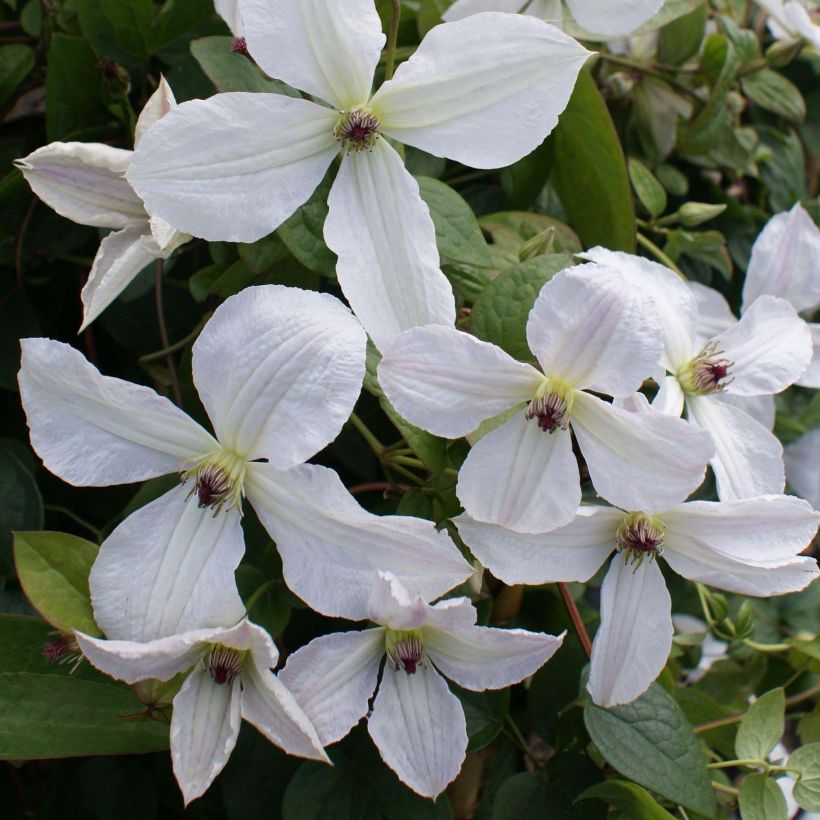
14,79,190,330
77,617,327,805
280,571,563,798
443,0,664,38
785,428,820,509
379,265,714,534
127,0,590,352
214,0,243,36
18,286,471,625
755,0,820,49
582,247,813,501
458,495,819,706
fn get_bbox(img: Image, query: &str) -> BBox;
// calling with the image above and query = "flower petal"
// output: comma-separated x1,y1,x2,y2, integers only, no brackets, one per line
587,557,673,707
368,664,467,799
685,394,785,500
240,0,384,108
572,392,713,514
796,324,820,388
566,0,663,36
245,462,472,620
742,203,820,314
367,572,429,631
443,0,543,21
653,375,686,417
128,93,338,242
14,142,144,229
785,427,820,509
18,338,216,486
89,485,246,642
527,265,662,395
279,629,385,745
214,0,243,36
455,506,618,584
457,413,580,533
372,13,590,169
378,325,542,438
192,285,365,467
688,281,736,345
171,667,241,806
324,141,456,353
718,393,776,430
716,295,812,395
134,76,177,147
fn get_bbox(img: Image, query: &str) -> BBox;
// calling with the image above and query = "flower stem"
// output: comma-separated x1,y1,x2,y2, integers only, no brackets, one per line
244,580,274,615
636,232,686,278
557,582,592,658
139,316,207,364
348,412,385,457
711,782,739,797
385,0,401,81
154,260,183,408
43,505,103,542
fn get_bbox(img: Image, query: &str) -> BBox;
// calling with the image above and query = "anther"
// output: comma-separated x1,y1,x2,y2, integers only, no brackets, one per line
204,644,245,685
334,109,381,153
616,512,665,568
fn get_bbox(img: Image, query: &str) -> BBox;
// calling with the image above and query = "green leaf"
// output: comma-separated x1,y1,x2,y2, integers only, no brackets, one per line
455,686,509,752
0,447,42,575
380,396,449,474
0,615,169,758
472,254,573,361
578,780,677,818
417,0,448,38
757,126,807,212
0,45,35,108
13,532,100,636
492,773,550,819
500,137,555,210
657,2,707,65
278,172,337,276
584,684,717,817
77,0,154,74
789,742,820,811
628,158,668,218
742,69,806,123
664,229,732,279
479,211,581,271
735,688,785,761
738,774,788,820
551,70,636,252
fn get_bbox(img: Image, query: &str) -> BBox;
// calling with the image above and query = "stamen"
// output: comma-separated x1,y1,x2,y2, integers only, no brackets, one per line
526,379,574,433
231,37,250,57
616,512,665,569
204,644,245,685
43,632,83,673
385,629,426,675
181,449,247,516
334,108,381,154
678,342,734,395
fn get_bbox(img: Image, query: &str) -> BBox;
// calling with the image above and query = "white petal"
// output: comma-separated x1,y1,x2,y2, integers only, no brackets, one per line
688,281,736,345
661,496,820,595
367,572,430,631
134,76,177,147
14,142,144,229
579,248,697,372
526,265,662,395
455,506,618,584
718,393,776,430
18,338,216,486
686,394,785,500
149,215,189,253
128,94,339,242
783,0,820,48
240,0,384,108
80,225,166,331
742,203,820,314
372,13,590,169
369,664,467,799
785,427,820,509
90,485,246,642
653,375,686,417
245,462,472,620
171,667,241,806
425,624,563,690
443,0,538,21
587,557,673,707
572,392,713,514
457,412,580,533
279,629,384,744
192,285,365,467
796,324,820,388
214,0,243,36
566,0,663,36
325,142,456,353
716,296,812,395
378,325,542,438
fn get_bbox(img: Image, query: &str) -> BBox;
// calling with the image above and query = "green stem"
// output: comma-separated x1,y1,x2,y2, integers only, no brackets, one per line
155,260,183,408
637,233,686,278
711,782,739,797
695,582,718,629
597,53,702,103
139,317,207,364
708,759,765,770
348,412,385,457
385,0,401,81
504,716,543,768
385,462,426,486
742,639,791,653
43,505,103,542
244,580,275,615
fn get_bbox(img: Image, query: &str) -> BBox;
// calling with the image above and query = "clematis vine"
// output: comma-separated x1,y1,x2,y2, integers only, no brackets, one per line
77,616,328,805
458,493,819,707
379,265,714,534
755,0,820,49
18,286,471,623
442,0,664,38
126,0,590,352
280,571,564,797
581,247,813,501
14,78,191,330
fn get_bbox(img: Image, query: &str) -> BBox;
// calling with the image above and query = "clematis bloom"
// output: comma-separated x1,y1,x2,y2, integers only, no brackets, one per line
785,428,820,509
755,0,820,49
280,571,564,797
127,0,590,351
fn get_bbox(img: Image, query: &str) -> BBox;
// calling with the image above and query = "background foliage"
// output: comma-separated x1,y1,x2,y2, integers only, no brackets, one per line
0,0,818,818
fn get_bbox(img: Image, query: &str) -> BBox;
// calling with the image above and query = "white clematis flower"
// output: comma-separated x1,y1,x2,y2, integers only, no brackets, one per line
14,78,191,330
442,0,664,38
126,0,590,352
755,0,820,49
214,0,244,36
458,495,819,706
785,428,820,509
379,265,714,534
18,285,471,625
280,571,564,798
76,617,328,805
582,247,813,501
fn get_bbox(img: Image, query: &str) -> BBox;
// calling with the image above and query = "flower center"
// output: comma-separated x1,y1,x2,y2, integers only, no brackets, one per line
181,448,246,515
526,379,574,433
334,108,381,153
616,512,665,567
231,37,250,57
385,629,426,675
204,644,246,685
678,343,734,396
43,632,82,671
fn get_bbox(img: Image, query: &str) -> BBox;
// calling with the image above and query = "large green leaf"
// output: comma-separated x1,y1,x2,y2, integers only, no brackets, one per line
789,743,820,811
0,448,42,576
0,615,169,758
551,70,635,252
584,684,717,817
77,0,155,74
738,773,788,820
0,44,35,109
578,780,677,818
735,688,785,761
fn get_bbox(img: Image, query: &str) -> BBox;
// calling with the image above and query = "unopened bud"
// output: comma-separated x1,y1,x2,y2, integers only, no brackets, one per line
765,37,803,68
677,202,727,227
732,601,756,640
99,59,131,96
708,592,729,623
604,71,638,98
519,227,558,261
